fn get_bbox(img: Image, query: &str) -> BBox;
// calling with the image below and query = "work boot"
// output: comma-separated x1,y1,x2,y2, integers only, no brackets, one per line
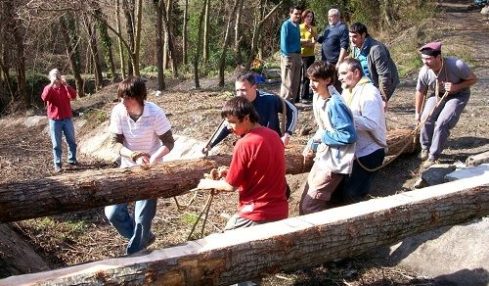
419,149,429,161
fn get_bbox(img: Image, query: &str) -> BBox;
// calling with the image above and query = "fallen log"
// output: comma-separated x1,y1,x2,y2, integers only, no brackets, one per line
0,128,417,223
2,175,488,286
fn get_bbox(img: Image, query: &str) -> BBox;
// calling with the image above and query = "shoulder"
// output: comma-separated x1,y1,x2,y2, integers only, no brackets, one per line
447,56,469,70
145,101,166,114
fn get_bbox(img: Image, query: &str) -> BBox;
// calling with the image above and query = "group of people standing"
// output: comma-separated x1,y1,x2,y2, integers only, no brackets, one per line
39,5,477,266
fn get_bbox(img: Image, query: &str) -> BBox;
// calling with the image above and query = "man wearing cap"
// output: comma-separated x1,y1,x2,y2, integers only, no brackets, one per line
349,22,399,105
415,41,477,167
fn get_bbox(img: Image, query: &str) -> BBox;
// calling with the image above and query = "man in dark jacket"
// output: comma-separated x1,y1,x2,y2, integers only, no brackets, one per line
349,22,400,104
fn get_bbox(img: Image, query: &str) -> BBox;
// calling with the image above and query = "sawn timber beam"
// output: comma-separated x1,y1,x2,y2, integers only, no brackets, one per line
1,175,488,286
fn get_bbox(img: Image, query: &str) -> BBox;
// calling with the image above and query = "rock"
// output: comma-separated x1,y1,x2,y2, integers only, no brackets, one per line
419,163,456,186
445,163,489,181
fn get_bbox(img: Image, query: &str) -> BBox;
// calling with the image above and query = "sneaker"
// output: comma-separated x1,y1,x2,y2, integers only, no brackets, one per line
419,149,429,161
68,161,79,166
422,158,436,169
54,165,62,173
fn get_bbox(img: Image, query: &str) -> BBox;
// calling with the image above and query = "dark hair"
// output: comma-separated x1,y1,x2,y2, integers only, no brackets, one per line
221,97,260,123
340,58,364,77
236,72,256,86
349,22,369,37
117,76,147,105
289,6,302,13
301,9,315,26
307,61,336,85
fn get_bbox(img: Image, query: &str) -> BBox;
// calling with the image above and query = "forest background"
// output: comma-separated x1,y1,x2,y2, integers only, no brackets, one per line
0,0,435,116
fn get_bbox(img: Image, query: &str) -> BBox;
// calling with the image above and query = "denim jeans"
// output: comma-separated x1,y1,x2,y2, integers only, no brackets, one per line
48,118,77,167
104,199,157,254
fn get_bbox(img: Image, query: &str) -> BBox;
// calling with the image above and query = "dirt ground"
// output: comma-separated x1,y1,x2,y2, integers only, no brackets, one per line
1,0,488,284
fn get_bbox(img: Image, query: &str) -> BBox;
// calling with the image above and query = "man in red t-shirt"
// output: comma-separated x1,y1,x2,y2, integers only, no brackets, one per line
198,97,288,229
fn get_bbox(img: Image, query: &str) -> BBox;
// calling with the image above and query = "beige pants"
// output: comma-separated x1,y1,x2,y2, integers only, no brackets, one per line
280,53,301,101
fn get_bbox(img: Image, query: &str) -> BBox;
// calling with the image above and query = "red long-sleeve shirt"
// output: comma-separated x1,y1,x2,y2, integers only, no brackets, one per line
41,84,77,120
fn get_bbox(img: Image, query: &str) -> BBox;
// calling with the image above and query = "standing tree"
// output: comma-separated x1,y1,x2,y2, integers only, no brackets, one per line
193,0,208,88
154,0,166,91
218,0,242,87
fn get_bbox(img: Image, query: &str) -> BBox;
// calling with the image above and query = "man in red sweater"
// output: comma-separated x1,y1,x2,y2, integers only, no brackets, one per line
41,68,78,173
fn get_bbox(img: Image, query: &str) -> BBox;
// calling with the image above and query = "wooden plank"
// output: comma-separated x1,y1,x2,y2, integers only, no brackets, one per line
2,175,488,286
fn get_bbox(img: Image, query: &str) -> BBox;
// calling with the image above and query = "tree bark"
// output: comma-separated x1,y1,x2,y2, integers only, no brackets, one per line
59,14,85,98
233,0,244,65
116,0,126,78
203,0,210,64
155,0,166,91
218,0,241,87
82,14,104,91
193,0,208,89
182,0,189,65
2,175,488,286
0,128,416,223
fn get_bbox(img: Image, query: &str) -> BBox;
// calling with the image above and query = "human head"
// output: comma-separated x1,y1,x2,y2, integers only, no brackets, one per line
338,58,364,90
349,22,369,48
301,9,315,26
48,68,61,83
307,61,336,85
289,6,302,24
419,42,443,71
328,8,340,26
117,76,147,107
221,96,260,124
235,72,258,102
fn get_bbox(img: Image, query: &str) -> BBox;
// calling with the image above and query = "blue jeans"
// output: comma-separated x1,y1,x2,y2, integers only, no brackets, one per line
48,119,77,167
104,199,157,254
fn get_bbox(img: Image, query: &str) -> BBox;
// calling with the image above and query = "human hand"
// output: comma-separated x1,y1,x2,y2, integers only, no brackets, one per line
197,178,233,192
443,82,455,94
201,146,210,155
149,153,161,167
415,112,421,122
134,153,150,169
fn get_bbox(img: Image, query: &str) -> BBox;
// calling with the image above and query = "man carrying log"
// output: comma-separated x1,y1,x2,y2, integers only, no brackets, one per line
106,77,175,255
198,97,288,229
415,42,478,168
202,72,297,153
336,58,387,203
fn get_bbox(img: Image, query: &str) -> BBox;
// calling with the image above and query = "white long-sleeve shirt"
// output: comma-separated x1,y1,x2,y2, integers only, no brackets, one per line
342,77,386,158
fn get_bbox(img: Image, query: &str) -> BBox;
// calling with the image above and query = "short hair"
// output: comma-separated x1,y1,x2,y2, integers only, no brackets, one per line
328,8,340,17
307,61,337,84
236,72,256,86
221,96,260,123
340,58,364,77
301,9,316,26
289,6,302,13
117,76,147,105
349,22,369,37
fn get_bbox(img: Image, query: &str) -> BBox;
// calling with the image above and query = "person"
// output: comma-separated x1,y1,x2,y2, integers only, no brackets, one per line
299,9,317,103
203,72,298,153
199,97,288,286
299,61,356,215
41,68,78,173
280,6,303,102
105,76,175,255
337,58,387,202
349,22,399,104
317,8,349,70
414,42,477,167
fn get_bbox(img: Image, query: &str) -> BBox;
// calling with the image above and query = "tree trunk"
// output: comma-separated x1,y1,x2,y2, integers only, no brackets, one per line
82,14,104,91
193,0,208,89
59,14,84,98
203,0,210,64
218,0,241,87
182,0,189,65
0,128,416,223
96,6,118,82
155,0,166,91
3,175,489,286
132,0,143,76
161,0,179,78
233,0,244,65
122,0,135,76
116,0,126,78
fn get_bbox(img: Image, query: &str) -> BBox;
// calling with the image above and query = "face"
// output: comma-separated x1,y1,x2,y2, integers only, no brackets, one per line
309,77,330,95
235,80,257,102
349,32,366,48
304,12,314,25
225,114,248,137
328,12,339,25
421,54,441,71
338,63,360,90
290,9,302,24
122,97,141,113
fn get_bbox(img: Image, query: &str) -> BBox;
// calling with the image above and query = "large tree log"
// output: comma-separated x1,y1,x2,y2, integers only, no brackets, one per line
0,128,417,223
2,175,488,286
